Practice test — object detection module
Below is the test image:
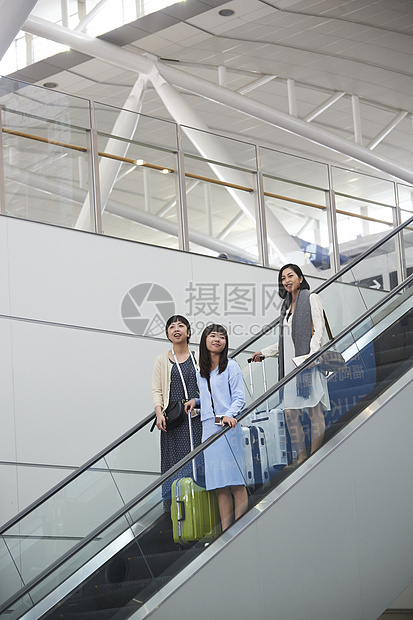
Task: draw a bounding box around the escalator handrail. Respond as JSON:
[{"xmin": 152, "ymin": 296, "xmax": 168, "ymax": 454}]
[
  {"xmin": 2, "ymin": 271, "xmax": 412, "ymax": 616},
  {"xmin": 2, "ymin": 213, "xmax": 412, "ymax": 538},
  {"xmin": 230, "ymin": 212, "xmax": 413, "ymax": 358},
  {"xmin": 2, "ymin": 213, "xmax": 412, "ymax": 536}
]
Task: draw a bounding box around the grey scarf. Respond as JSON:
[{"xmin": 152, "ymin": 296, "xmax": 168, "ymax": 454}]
[{"xmin": 278, "ymin": 288, "xmax": 312, "ymax": 398}]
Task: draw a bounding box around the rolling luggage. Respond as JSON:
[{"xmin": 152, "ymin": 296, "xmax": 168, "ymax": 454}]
[
  {"xmin": 242, "ymin": 423, "xmax": 270, "ymax": 486},
  {"xmin": 171, "ymin": 477, "xmax": 221, "ymax": 544},
  {"xmin": 247, "ymin": 357, "xmax": 289, "ymax": 473},
  {"xmin": 252, "ymin": 409, "xmax": 288, "ymax": 472},
  {"xmin": 171, "ymin": 414, "xmax": 221, "ymax": 545}
]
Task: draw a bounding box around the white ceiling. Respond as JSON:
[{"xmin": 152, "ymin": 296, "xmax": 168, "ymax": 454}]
[
  {"xmin": 8, "ymin": 0, "xmax": 413, "ymax": 172},
  {"xmin": 2, "ymin": 0, "xmax": 413, "ymax": 267}
]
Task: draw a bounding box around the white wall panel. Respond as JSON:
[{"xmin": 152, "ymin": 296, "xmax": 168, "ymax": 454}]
[
  {"xmin": 0, "ymin": 465, "xmax": 73, "ymax": 527},
  {"xmin": 6, "ymin": 218, "xmax": 192, "ymax": 333},
  {"xmin": 0, "ymin": 219, "xmax": 10, "ymax": 315},
  {"xmin": 0, "ymin": 318, "xmax": 15, "ymax": 462},
  {"xmin": 0, "ymin": 464, "xmax": 18, "ymax": 527},
  {"xmin": 10, "ymin": 319, "xmax": 161, "ymax": 466}
]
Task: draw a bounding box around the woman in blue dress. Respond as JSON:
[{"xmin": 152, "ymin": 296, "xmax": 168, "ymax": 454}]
[{"xmin": 186, "ymin": 324, "xmax": 248, "ymax": 531}]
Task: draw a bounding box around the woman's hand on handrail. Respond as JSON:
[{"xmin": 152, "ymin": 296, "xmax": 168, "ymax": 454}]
[
  {"xmin": 184, "ymin": 398, "xmax": 196, "ymax": 415},
  {"xmin": 221, "ymin": 416, "xmax": 237, "ymax": 428}
]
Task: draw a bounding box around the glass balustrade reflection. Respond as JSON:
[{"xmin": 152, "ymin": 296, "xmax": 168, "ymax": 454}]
[
  {"xmin": 0, "ymin": 423, "xmax": 160, "ymax": 594},
  {"xmin": 0, "ymin": 78, "xmax": 93, "ymax": 231},
  {"xmin": 0, "ymin": 537, "xmax": 24, "ymax": 608}
]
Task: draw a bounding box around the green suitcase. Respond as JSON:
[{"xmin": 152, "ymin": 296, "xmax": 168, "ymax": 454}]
[{"xmin": 171, "ymin": 477, "xmax": 221, "ymax": 545}]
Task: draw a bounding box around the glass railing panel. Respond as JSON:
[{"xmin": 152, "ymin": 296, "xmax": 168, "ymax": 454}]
[
  {"xmin": 0, "ymin": 78, "xmax": 92, "ymax": 130},
  {"xmin": 397, "ymin": 183, "xmax": 413, "ymax": 221},
  {"xmin": 402, "ymin": 226, "xmax": 413, "ymax": 276},
  {"xmin": 1, "ymin": 595, "xmax": 33, "ymax": 620},
  {"xmin": 335, "ymin": 196, "xmax": 394, "ymax": 257},
  {"xmin": 0, "ymin": 537, "xmax": 23, "ymax": 607},
  {"xmin": 103, "ymin": 432, "xmax": 161, "ymax": 505},
  {"xmin": 29, "ymin": 512, "xmax": 139, "ymax": 608},
  {"xmin": 0, "ymin": 424, "xmax": 161, "ymax": 591},
  {"xmin": 334, "ymin": 234, "xmax": 398, "ymax": 291},
  {"xmin": 238, "ymin": 351, "xmax": 279, "ymax": 408},
  {"xmin": 332, "ymin": 166, "xmax": 397, "ymax": 208},
  {"xmin": 0, "ymin": 79, "xmax": 94, "ymax": 231},
  {"xmin": 180, "ymin": 125, "xmax": 260, "ymax": 263},
  {"xmin": 3, "ymin": 463, "xmax": 127, "ymax": 585},
  {"xmin": 318, "ymin": 278, "xmax": 387, "ymax": 339},
  {"xmin": 180, "ymin": 126, "xmax": 257, "ymax": 171},
  {"xmin": 259, "ymin": 151, "xmax": 330, "ymax": 273},
  {"xmin": 97, "ymin": 139, "xmax": 180, "ymax": 248},
  {"xmin": 184, "ymin": 167, "xmax": 260, "ymax": 264},
  {"xmin": 93, "ymin": 104, "xmax": 179, "ymax": 247},
  {"xmin": 94, "ymin": 103, "xmax": 178, "ymax": 152},
  {"xmin": 259, "ymin": 146, "xmax": 329, "ymax": 189},
  {"xmin": 318, "ymin": 237, "xmax": 402, "ymax": 336},
  {"xmin": 19, "ymin": 458, "xmax": 215, "ymax": 618},
  {"xmin": 264, "ymin": 193, "xmax": 331, "ymax": 272}
]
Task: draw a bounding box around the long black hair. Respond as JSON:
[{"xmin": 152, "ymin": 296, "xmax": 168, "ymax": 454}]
[
  {"xmin": 278, "ymin": 263, "xmax": 310, "ymax": 300},
  {"xmin": 199, "ymin": 324, "xmax": 229, "ymax": 379},
  {"xmin": 165, "ymin": 315, "xmax": 191, "ymax": 343}
]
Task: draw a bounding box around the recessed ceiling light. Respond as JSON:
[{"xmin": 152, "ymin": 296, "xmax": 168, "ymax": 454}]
[
  {"xmin": 218, "ymin": 9, "xmax": 235, "ymax": 17},
  {"xmin": 43, "ymin": 82, "xmax": 58, "ymax": 89}
]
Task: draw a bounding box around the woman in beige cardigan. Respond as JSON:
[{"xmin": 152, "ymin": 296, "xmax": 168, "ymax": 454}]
[{"xmin": 152, "ymin": 315, "xmax": 203, "ymax": 509}]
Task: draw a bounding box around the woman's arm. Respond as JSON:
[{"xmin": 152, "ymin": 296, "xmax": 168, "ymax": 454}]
[
  {"xmin": 225, "ymin": 362, "xmax": 246, "ymax": 419},
  {"xmin": 261, "ymin": 341, "xmax": 279, "ymax": 358},
  {"xmin": 309, "ymin": 294, "xmax": 325, "ymax": 353},
  {"xmin": 152, "ymin": 356, "xmax": 168, "ymax": 431},
  {"xmin": 151, "ymin": 356, "xmax": 164, "ymax": 409}
]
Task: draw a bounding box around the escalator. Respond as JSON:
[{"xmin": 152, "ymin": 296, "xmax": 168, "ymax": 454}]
[{"xmin": 1, "ymin": 218, "xmax": 413, "ymax": 620}]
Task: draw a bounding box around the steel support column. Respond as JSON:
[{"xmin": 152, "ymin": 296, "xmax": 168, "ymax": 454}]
[
  {"xmin": 75, "ymin": 75, "xmax": 148, "ymax": 230},
  {"xmin": 0, "ymin": 0, "xmax": 38, "ymax": 60}
]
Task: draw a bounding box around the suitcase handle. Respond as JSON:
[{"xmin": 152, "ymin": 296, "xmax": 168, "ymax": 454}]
[
  {"xmin": 176, "ymin": 500, "xmax": 185, "ymax": 522},
  {"xmin": 247, "ymin": 356, "xmax": 264, "ymax": 363}
]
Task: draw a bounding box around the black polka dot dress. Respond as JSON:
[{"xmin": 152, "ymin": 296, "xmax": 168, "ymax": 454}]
[{"xmin": 161, "ymin": 356, "xmax": 204, "ymax": 510}]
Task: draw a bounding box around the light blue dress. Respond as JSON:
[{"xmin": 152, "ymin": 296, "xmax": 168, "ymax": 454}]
[{"xmin": 197, "ymin": 359, "xmax": 246, "ymax": 491}]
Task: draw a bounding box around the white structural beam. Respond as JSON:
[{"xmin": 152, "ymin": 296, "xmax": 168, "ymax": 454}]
[
  {"xmin": 75, "ymin": 0, "xmax": 112, "ymax": 32},
  {"xmin": 367, "ymin": 111, "xmax": 408, "ymax": 150},
  {"xmin": 156, "ymin": 180, "xmax": 199, "ymax": 218},
  {"xmin": 303, "ymin": 92, "xmax": 346, "ymax": 123},
  {"xmin": 287, "ymin": 78, "xmax": 297, "ymax": 117},
  {"xmin": 61, "ymin": 0, "xmax": 69, "ymax": 27},
  {"xmin": 238, "ymin": 75, "xmax": 276, "ymax": 96},
  {"xmin": 75, "ymin": 74, "xmax": 149, "ymax": 230},
  {"xmin": 217, "ymin": 212, "xmax": 245, "ymax": 240},
  {"xmin": 0, "ymin": 0, "xmax": 38, "ymax": 60},
  {"xmin": 21, "ymin": 16, "xmax": 413, "ymax": 186},
  {"xmin": 352, "ymin": 95, "xmax": 363, "ymax": 145},
  {"xmin": 218, "ymin": 65, "xmax": 227, "ymax": 88},
  {"xmin": 149, "ymin": 70, "xmax": 306, "ymax": 265}
]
